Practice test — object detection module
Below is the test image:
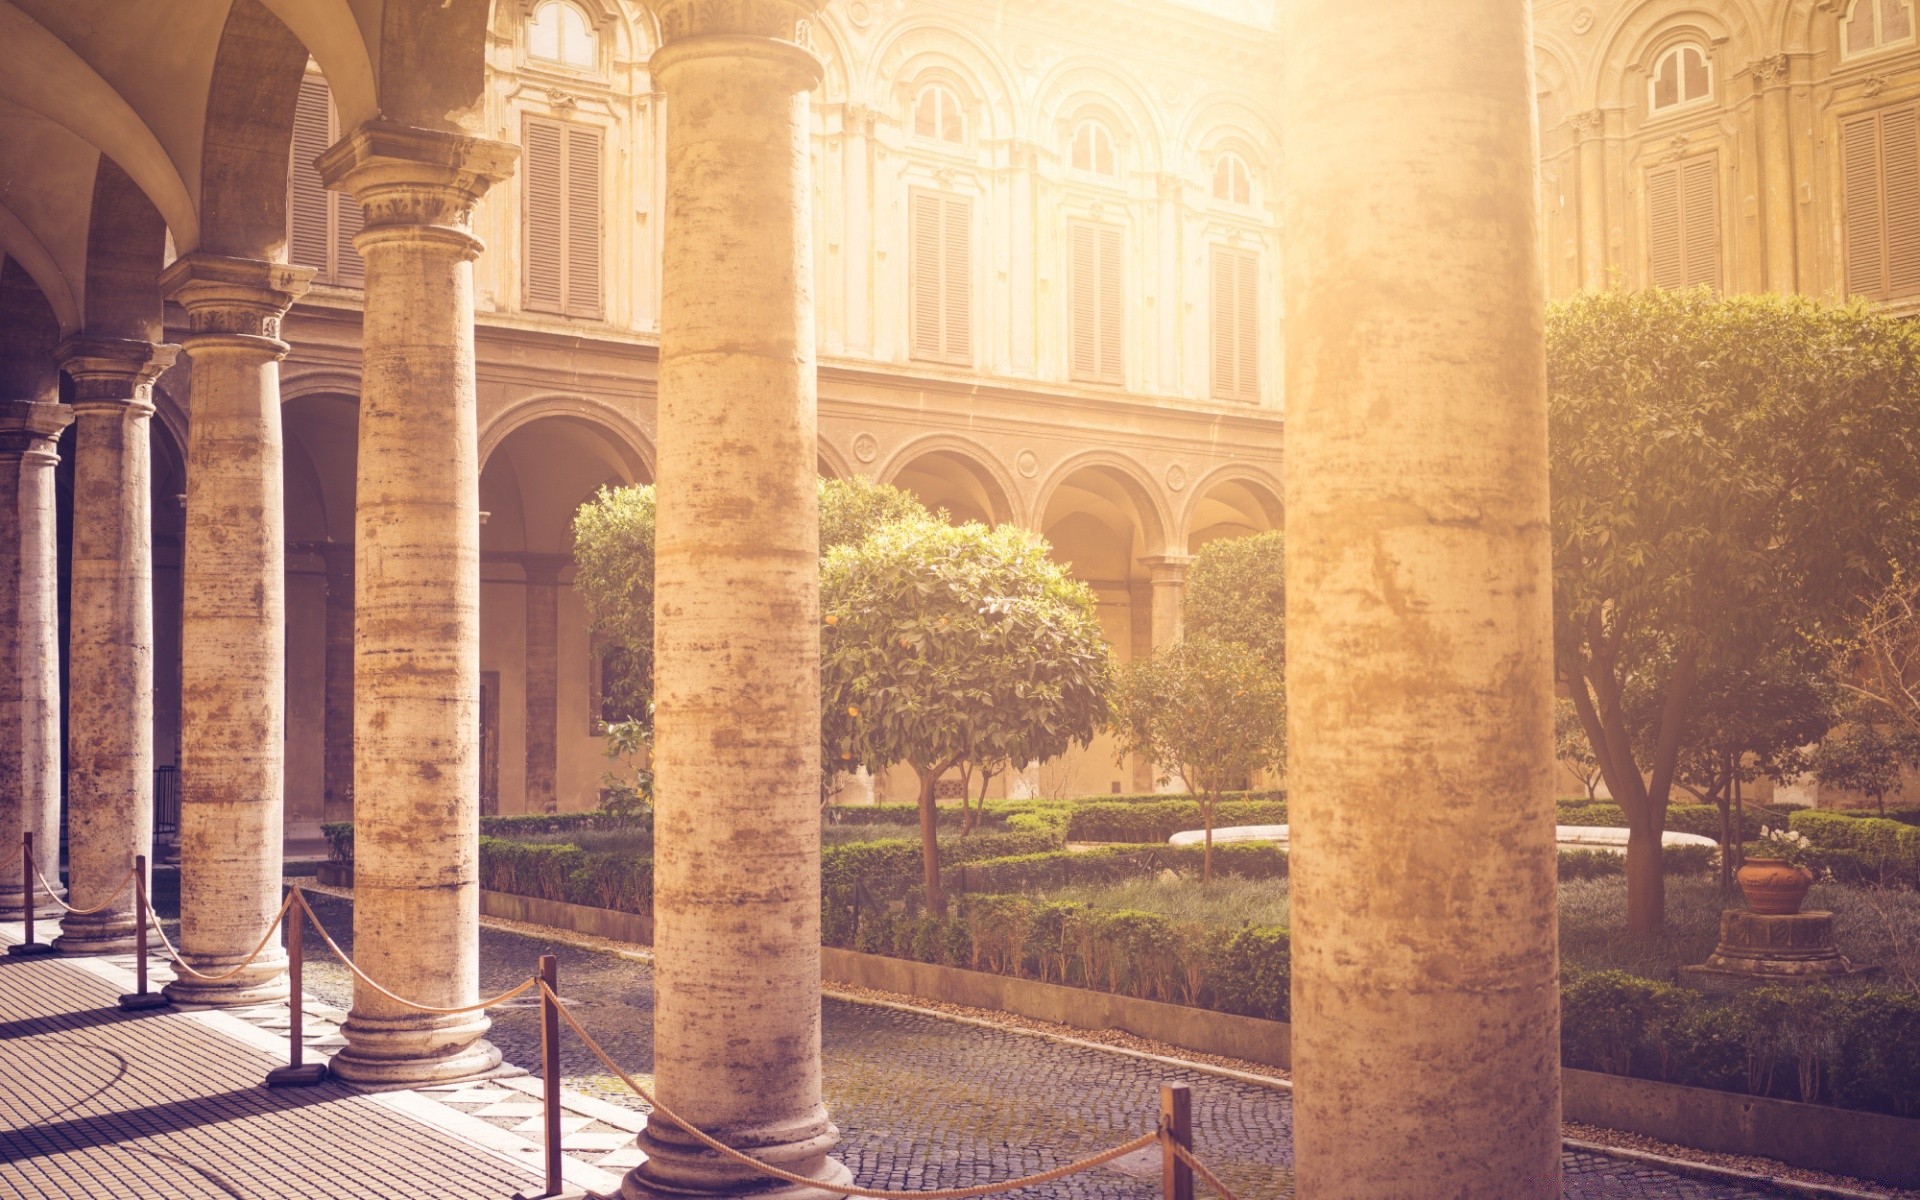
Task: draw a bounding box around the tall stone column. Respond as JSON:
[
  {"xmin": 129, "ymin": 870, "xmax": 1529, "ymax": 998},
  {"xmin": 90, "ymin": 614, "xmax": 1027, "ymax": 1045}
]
[
  {"xmin": 0, "ymin": 400, "xmax": 71, "ymax": 916},
  {"xmin": 523, "ymin": 555, "xmax": 563, "ymax": 814},
  {"xmin": 158, "ymin": 255, "xmax": 312, "ymax": 1004},
  {"xmin": 1755, "ymin": 55, "xmax": 1798, "ymax": 293},
  {"xmin": 317, "ymin": 123, "xmax": 517, "ymax": 1086},
  {"xmin": 322, "ymin": 541, "xmax": 355, "ymax": 825},
  {"xmin": 625, "ymin": 5, "xmax": 850, "ymax": 1197},
  {"xmin": 1574, "ymin": 109, "xmax": 1608, "ymax": 291},
  {"xmin": 53, "ymin": 337, "xmax": 177, "ymax": 953},
  {"xmin": 1282, "ymin": 0, "xmax": 1562, "ymax": 1195},
  {"xmin": 1141, "ymin": 554, "xmax": 1190, "ymax": 650}
]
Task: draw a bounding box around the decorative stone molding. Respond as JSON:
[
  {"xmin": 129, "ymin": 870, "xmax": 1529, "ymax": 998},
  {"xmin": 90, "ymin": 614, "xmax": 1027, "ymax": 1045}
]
[
  {"xmin": 1750, "ymin": 53, "xmax": 1792, "ymax": 87},
  {"xmin": 316, "ymin": 121, "xmax": 519, "ymax": 243},
  {"xmin": 1569, "ymin": 108, "xmax": 1606, "ymax": 139},
  {"xmin": 652, "ymin": 0, "xmax": 825, "ymax": 43},
  {"xmin": 1165, "ymin": 463, "xmax": 1188, "ymax": 491},
  {"xmin": 0, "ymin": 399, "xmax": 72, "ymax": 457},
  {"xmin": 1140, "ymin": 553, "xmax": 1193, "ymax": 585},
  {"xmin": 1015, "ymin": 449, "xmax": 1039, "ymax": 479},
  {"xmin": 54, "ymin": 337, "xmax": 179, "ymax": 414},
  {"xmin": 851, "ymin": 431, "xmax": 879, "ymax": 463},
  {"xmin": 158, "ymin": 254, "xmax": 314, "ymax": 349}
]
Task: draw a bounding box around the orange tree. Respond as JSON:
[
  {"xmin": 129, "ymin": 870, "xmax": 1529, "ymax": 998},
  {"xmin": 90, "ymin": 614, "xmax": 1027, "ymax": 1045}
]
[
  {"xmin": 820, "ymin": 517, "xmax": 1112, "ymax": 914},
  {"xmin": 1549, "ymin": 290, "xmax": 1920, "ymax": 931}
]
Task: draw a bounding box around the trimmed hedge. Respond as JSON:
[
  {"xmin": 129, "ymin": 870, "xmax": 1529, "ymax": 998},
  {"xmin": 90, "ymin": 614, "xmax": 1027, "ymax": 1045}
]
[
  {"xmin": 1790, "ymin": 809, "xmax": 1920, "ymax": 887},
  {"xmin": 477, "ymin": 836, "xmax": 652, "ymax": 915},
  {"xmin": 1554, "ymin": 801, "xmax": 1785, "ymax": 841},
  {"xmin": 322, "ymin": 810, "xmax": 649, "ymax": 865},
  {"xmin": 1062, "ymin": 799, "xmax": 1288, "ymax": 844}
]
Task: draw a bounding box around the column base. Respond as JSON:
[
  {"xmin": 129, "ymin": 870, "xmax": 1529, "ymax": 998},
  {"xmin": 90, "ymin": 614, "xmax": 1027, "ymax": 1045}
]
[
  {"xmin": 328, "ymin": 1008, "xmax": 504, "ymax": 1089},
  {"xmin": 53, "ymin": 912, "xmax": 141, "ymax": 955},
  {"xmin": 0, "ymin": 884, "xmax": 65, "ymax": 919},
  {"xmin": 621, "ymin": 1111, "xmax": 851, "ymax": 1200},
  {"xmin": 161, "ymin": 948, "xmax": 290, "ymax": 1006}
]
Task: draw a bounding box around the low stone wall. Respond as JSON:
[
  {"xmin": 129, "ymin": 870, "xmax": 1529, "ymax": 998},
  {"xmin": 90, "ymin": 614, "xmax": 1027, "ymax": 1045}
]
[{"xmin": 479, "ymin": 889, "xmax": 653, "ymax": 945}]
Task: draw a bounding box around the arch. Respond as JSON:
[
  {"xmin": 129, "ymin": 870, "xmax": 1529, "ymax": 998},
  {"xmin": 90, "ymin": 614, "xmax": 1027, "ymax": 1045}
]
[
  {"xmin": 1033, "ymin": 450, "xmax": 1171, "ymax": 561},
  {"xmin": 1839, "ymin": 0, "xmax": 1917, "ymax": 56},
  {"xmin": 1179, "ymin": 95, "xmax": 1282, "ymax": 172},
  {"xmin": 0, "ymin": 4, "xmax": 200, "ymax": 252},
  {"xmin": 256, "ymin": 0, "xmax": 379, "ymax": 130},
  {"xmin": 1590, "ymin": 1, "xmax": 1761, "ymax": 112},
  {"xmin": 1180, "ymin": 464, "xmax": 1284, "ymax": 552},
  {"xmin": 283, "ymin": 390, "xmax": 360, "ymax": 543},
  {"xmin": 377, "ymin": 0, "xmax": 496, "ymax": 134},
  {"xmin": 83, "ymin": 158, "xmax": 168, "ymax": 342},
  {"xmin": 281, "ymin": 367, "xmax": 365, "ymax": 405},
  {"xmin": 480, "ymin": 394, "xmax": 654, "ymax": 483},
  {"xmin": 0, "ymin": 201, "xmax": 81, "ymax": 336},
  {"xmin": 198, "ymin": 0, "xmax": 312, "ymax": 261},
  {"xmin": 867, "ymin": 18, "xmax": 1019, "ymax": 146},
  {"xmin": 480, "ymin": 408, "xmax": 651, "ymax": 555},
  {"xmin": 874, "ymin": 433, "xmax": 1021, "ymax": 527},
  {"xmin": 1033, "ymin": 59, "xmax": 1169, "ymax": 174},
  {"xmin": 526, "ymin": 0, "xmax": 600, "ymax": 69},
  {"xmin": 816, "ymin": 437, "xmax": 854, "ymax": 481}
]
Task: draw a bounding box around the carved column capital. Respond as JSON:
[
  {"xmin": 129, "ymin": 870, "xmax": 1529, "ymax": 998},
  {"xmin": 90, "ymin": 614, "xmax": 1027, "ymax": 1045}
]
[
  {"xmin": 316, "ymin": 121, "xmax": 519, "ymax": 258},
  {"xmin": 1140, "ymin": 553, "xmax": 1194, "ymax": 586},
  {"xmin": 0, "ymin": 399, "xmax": 72, "ymax": 458},
  {"xmin": 1749, "ymin": 53, "xmax": 1794, "ymax": 88},
  {"xmin": 159, "ymin": 254, "xmax": 314, "ymax": 357},
  {"xmin": 652, "ymin": 0, "xmax": 825, "ymax": 42},
  {"xmin": 54, "ymin": 336, "xmax": 178, "ymax": 416},
  {"xmin": 1569, "ymin": 108, "xmax": 1607, "ymax": 139}
]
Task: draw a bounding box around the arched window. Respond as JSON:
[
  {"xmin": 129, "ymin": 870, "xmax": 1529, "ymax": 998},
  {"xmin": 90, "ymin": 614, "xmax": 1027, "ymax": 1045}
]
[
  {"xmin": 913, "ymin": 84, "xmax": 966, "ymax": 144},
  {"xmin": 528, "ymin": 1, "xmax": 597, "ymax": 70},
  {"xmin": 1649, "ymin": 44, "xmax": 1712, "ymax": 113},
  {"xmin": 1212, "ymin": 152, "xmax": 1252, "ymax": 204},
  {"xmin": 1846, "ymin": 0, "xmax": 1916, "ymax": 55},
  {"xmin": 1070, "ymin": 119, "xmax": 1118, "ymax": 177}
]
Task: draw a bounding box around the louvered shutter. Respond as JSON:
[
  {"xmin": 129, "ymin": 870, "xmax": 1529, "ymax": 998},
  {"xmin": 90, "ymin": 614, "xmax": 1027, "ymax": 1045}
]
[
  {"xmin": 1883, "ymin": 106, "xmax": 1920, "ymax": 299},
  {"xmin": 564, "ymin": 125, "xmax": 603, "ymax": 318},
  {"xmin": 289, "ymin": 76, "xmax": 334, "ymax": 275},
  {"xmin": 334, "ymin": 181, "xmax": 365, "ymax": 287},
  {"xmin": 1098, "ymin": 225, "xmax": 1124, "ymax": 384},
  {"xmin": 941, "ymin": 194, "xmax": 972, "ymax": 363},
  {"xmin": 1069, "ymin": 222, "xmax": 1099, "ymax": 381},
  {"xmin": 1233, "ymin": 249, "xmax": 1258, "ymax": 400},
  {"xmin": 1680, "ymin": 156, "xmax": 1720, "ymax": 290},
  {"xmin": 524, "ymin": 118, "xmax": 566, "ymax": 314},
  {"xmin": 910, "ymin": 190, "xmax": 972, "ymax": 366},
  {"xmin": 1647, "ymin": 165, "xmax": 1685, "ymax": 289},
  {"xmin": 911, "ymin": 191, "xmax": 944, "ymax": 361},
  {"xmin": 1845, "ymin": 113, "xmax": 1889, "ymax": 299},
  {"xmin": 1210, "ymin": 247, "xmax": 1235, "ymax": 399}
]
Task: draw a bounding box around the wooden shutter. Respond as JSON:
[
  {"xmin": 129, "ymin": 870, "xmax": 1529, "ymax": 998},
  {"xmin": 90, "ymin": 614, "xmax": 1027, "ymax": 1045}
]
[
  {"xmin": 1646, "ymin": 155, "xmax": 1719, "ymax": 291},
  {"xmin": 1210, "ymin": 245, "xmax": 1259, "ymax": 401},
  {"xmin": 333, "ymin": 178, "xmax": 365, "ymax": 287},
  {"xmin": 1844, "ymin": 104, "xmax": 1920, "ymax": 301},
  {"xmin": 289, "ymin": 77, "xmax": 333, "ymax": 274},
  {"xmin": 910, "ymin": 190, "xmax": 972, "ymax": 366},
  {"xmin": 524, "ymin": 117, "xmax": 566, "ymax": 314},
  {"xmin": 1070, "ymin": 222, "xmax": 1125, "ymax": 385},
  {"xmin": 564, "ymin": 124, "xmax": 603, "ymax": 319},
  {"xmin": 1647, "ymin": 165, "xmax": 1684, "ymax": 288}
]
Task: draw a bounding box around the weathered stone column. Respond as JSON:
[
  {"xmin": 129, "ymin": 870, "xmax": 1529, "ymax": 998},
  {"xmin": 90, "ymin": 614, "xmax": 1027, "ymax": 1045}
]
[
  {"xmin": 523, "ymin": 555, "xmax": 564, "ymax": 814},
  {"xmin": 624, "ymin": 5, "xmax": 850, "ymax": 1197},
  {"xmin": 317, "ymin": 123, "xmax": 517, "ymax": 1086},
  {"xmin": 1141, "ymin": 554, "xmax": 1190, "ymax": 650},
  {"xmin": 1574, "ymin": 110, "xmax": 1608, "ymax": 291},
  {"xmin": 1282, "ymin": 0, "xmax": 1562, "ymax": 1195},
  {"xmin": 54, "ymin": 337, "xmax": 177, "ymax": 953},
  {"xmin": 1755, "ymin": 55, "xmax": 1799, "ymax": 293},
  {"xmin": 321, "ymin": 542, "xmax": 355, "ymax": 825},
  {"xmin": 158, "ymin": 255, "xmax": 311, "ymax": 1004},
  {"xmin": 0, "ymin": 400, "xmax": 71, "ymax": 916}
]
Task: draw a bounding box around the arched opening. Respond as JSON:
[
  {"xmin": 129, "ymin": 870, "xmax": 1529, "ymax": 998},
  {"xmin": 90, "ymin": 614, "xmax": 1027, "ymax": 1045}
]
[
  {"xmin": 478, "ymin": 413, "xmax": 649, "ymax": 816},
  {"xmin": 886, "ymin": 447, "xmax": 1013, "ymax": 526},
  {"xmin": 1186, "ymin": 475, "xmax": 1282, "ymax": 553}
]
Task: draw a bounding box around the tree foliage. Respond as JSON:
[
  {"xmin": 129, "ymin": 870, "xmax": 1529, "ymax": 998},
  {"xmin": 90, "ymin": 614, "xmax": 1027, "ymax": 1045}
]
[
  {"xmin": 1108, "ymin": 636, "xmax": 1287, "ymax": 881},
  {"xmin": 821, "ymin": 517, "xmax": 1113, "ymax": 912},
  {"xmin": 1183, "ymin": 530, "xmax": 1286, "ymax": 672},
  {"xmin": 1554, "ymin": 696, "xmax": 1604, "ymax": 801},
  {"xmin": 1549, "ymin": 289, "xmax": 1920, "ymax": 930}
]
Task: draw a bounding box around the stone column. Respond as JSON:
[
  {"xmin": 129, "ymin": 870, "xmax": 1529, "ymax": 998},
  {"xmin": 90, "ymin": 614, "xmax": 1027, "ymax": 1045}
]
[
  {"xmin": 1574, "ymin": 110, "xmax": 1608, "ymax": 291},
  {"xmin": 523, "ymin": 555, "xmax": 563, "ymax": 814},
  {"xmin": 53, "ymin": 337, "xmax": 177, "ymax": 953},
  {"xmin": 1141, "ymin": 554, "xmax": 1190, "ymax": 650},
  {"xmin": 0, "ymin": 400, "xmax": 71, "ymax": 916},
  {"xmin": 322, "ymin": 541, "xmax": 355, "ymax": 824},
  {"xmin": 1282, "ymin": 0, "xmax": 1562, "ymax": 1195},
  {"xmin": 1755, "ymin": 56, "xmax": 1798, "ymax": 293},
  {"xmin": 625, "ymin": 5, "xmax": 851, "ymax": 1197},
  {"xmin": 317, "ymin": 123, "xmax": 517, "ymax": 1086},
  {"xmin": 158, "ymin": 255, "xmax": 312, "ymax": 1004}
]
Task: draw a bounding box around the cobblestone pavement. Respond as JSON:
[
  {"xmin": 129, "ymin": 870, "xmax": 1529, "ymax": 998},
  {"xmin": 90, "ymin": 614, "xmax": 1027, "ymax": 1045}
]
[{"xmin": 140, "ymin": 884, "xmax": 1799, "ymax": 1200}]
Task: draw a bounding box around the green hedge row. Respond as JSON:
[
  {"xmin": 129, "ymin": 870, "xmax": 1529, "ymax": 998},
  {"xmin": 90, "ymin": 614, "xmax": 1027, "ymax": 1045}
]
[
  {"xmin": 1060, "ymin": 799, "xmax": 1288, "ymax": 844},
  {"xmin": 1790, "ymin": 810, "xmax": 1920, "ymax": 887},
  {"xmin": 1553, "ymin": 802, "xmax": 1785, "ymax": 841},
  {"xmin": 1563, "ymin": 970, "xmax": 1920, "ymax": 1117},
  {"xmin": 477, "ymin": 836, "xmax": 652, "ymax": 914},
  {"xmin": 322, "ymin": 811, "xmax": 650, "ymax": 864}
]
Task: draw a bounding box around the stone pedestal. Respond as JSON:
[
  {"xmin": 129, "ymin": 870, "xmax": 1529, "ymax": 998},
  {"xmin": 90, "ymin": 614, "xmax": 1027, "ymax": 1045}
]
[
  {"xmin": 159, "ymin": 254, "xmax": 312, "ymax": 1006},
  {"xmin": 317, "ymin": 122, "xmax": 518, "ymax": 1087},
  {"xmin": 54, "ymin": 337, "xmax": 177, "ymax": 954},
  {"xmin": 1680, "ymin": 910, "xmax": 1877, "ymax": 993},
  {"xmin": 0, "ymin": 400, "xmax": 72, "ymax": 917}
]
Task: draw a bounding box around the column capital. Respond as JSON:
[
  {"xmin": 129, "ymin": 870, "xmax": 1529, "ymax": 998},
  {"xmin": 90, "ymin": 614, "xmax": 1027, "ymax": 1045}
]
[
  {"xmin": 1140, "ymin": 553, "xmax": 1193, "ymax": 585},
  {"xmin": 54, "ymin": 337, "xmax": 179, "ymax": 413},
  {"xmin": 317, "ymin": 121, "xmax": 519, "ymax": 251},
  {"xmin": 1569, "ymin": 108, "xmax": 1609, "ymax": 140},
  {"xmin": 653, "ymin": 0, "xmax": 824, "ymax": 42},
  {"xmin": 521, "ymin": 553, "xmax": 570, "ymax": 585},
  {"xmin": 1748, "ymin": 53, "xmax": 1797, "ymax": 90},
  {"xmin": 159, "ymin": 254, "xmax": 314, "ymax": 352},
  {"xmin": 0, "ymin": 399, "xmax": 72, "ymax": 459}
]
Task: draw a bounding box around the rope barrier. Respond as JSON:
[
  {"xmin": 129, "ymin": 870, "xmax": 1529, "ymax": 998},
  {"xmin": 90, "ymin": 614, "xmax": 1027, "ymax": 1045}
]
[
  {"xmin": 142, "ymin": 891, "xmax": 296, "ymax": 985},
  {"xmin": 30, "ymin": 858, "xmax": 137, "ymax": 917},
  {"xmin": 541, "ymin": 979, "xmax": 1162, "ymax": 1200},
  {"xmin": 293, "ymin": 891, "xmax": 540, "ymax": 1016},
  {"xmin": 1169, "ymin": 1141, "xmax": 1240, "ymax": 1200}
]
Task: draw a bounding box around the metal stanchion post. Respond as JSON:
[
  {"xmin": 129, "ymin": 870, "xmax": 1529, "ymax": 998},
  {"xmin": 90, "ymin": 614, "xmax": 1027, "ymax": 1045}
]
[
  {"xmin": 9, "ymin": 832, "xmax": 56, "ymax": 956},
  {"xmin": 514, "ymin": 954, "xmax": 565, "ymax": 1200},
  {"xmin": 1161, "ymin": 1082, "xmax": 1193, "ymax": 1200},
  {"xmin": 119, "ymin": 855, "xmax": 168, "ymax": 1010},
  {"xmin": 267, "ymin": 891, "xmax": 327, "ymax": 1087}
]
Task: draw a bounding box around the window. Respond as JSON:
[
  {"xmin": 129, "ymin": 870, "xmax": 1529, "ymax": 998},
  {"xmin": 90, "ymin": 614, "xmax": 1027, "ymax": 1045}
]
[
  {"xmin": 523, "ymin": 116, "xmax": 604, "ymax": 319},
  {"xmin": 910, "ymin": 189, "xmax": 973, "ymax": 366},
  {"xmin": 1843, "ymin": 104, "xmax": 1920, "ymax": 301},
  {"xmin": 1646, "ymin": 154, "xmax": 1721, "ymax": 290},
  {"xmin": 1069, "ymin": 222, "xmax": 1124, "ymax": 385},
  {"xmin": 528, "ymin": 1, "xmax": 597, "ymax": 69},
  {"xmin": 1846, "ymin": 0, "xmax": 1916, "ymax": 56},
  {"xmin": 287, "ymin": 73, "xmax": 365, "ymax": 287},
  {"xmin": 1209, "ymin": 245, "xmax": 1259, "ymax": 402},
  {"xmin": 1070, "ymin": 120, "xmax": 1118, "ymax": 177},
  {"xmin": 1212, "ymin": 153, "xmax": 1252, "ymax": 204},
  {"xmin": 913, "ymin": 84, "xmax": 966, "ymax": 144},
  {"xmin": 1649, "ymin": 44, "xmax": 1712, "ymax": 113}
]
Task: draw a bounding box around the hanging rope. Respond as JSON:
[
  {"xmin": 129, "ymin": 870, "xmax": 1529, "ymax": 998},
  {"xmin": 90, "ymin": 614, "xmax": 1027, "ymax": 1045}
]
[
  {"xmin": 141, "ymin": 891, "xmax": 296, "ymax": 984},
  {"xmin": 30, "ymin": 859, "xmax": 137, "ymax": 917},
  {"xmin": 1169, "ymin": 1139, "xmax": 1241, "ymax": 1200},
  {"xmin": 293, "ymin": 891, "xmax": 539, "ymax": 1015}
]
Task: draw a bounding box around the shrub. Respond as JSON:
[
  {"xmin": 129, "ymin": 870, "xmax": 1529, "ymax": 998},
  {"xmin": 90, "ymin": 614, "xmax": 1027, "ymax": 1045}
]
[
  {"xmin": 1555, "ymin": 801, "xmax": 1779, "ymax": 841},
  {"xmin": 1791, "ymin": 809, "xmax": 1920, "ymax": 887},
  {"xmin": 1064, "ymin": 799, "xmax": 1288, "ymax": 844},
  {"xmin": 321, "ymin": 810, "xmax": 650, "ymax": 867}
]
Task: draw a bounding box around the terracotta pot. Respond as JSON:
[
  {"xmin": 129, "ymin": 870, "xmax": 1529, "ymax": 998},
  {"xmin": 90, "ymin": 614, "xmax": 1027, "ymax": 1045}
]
[{"xmin": 1737, "ymin": 857, "xmax": 1814, "ymax": 915}]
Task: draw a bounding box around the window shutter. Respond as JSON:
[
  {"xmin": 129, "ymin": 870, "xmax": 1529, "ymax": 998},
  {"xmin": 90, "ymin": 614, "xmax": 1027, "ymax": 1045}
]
[
  {"xmin": 1845, "ymin": 111, "xmax": 1891, "ymax": 299},
  {"xmin": 289, "ymin": 76, "xmax": 334, "ymax": 276},
  {"xmin": 1098, "ymin": 224, "xmax": 1125, "ymax": 384},
  {"xmin": 941, "ymin": 194, "xmax": 972, "ymax": 363},
  {"xmin": 1680, "ymin": 155, "xmax": 1720, "ymax": 290},
  {"xmin": 909, "ymin": 191, "xmax": 973, "ymax": 366},
  {"xmin": 564, "ymin": 124, "xmax": 603, "ymax": 318},
  {"xmin": 334, "ymin": 188, "xmax": 366, "ymax": 288},
  {"xmin": 1069, "ymin": 222, "xmax": 1099, "ymax": 381},
  {"xmin": 1210, "ymin": 248, "xmax": 1235, "ymax": 399},
  {"xmin": 910, "ymin": 190, "xmax": 945, "ymax": 361},
  {"xmin": 1647, "ymin": 165, "xmax": 1684, "ymax": 289},
  {"xmin": 1883, "ymin": 106, "xmax": 1920, "ymax": 299},
  {"xmin": 1234, "ymin": 249, "xmax": 1258, "ymax": 400},
  {"xmin": 524, "ymin": 117, "xmax": 566, "ymax": 314}
]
